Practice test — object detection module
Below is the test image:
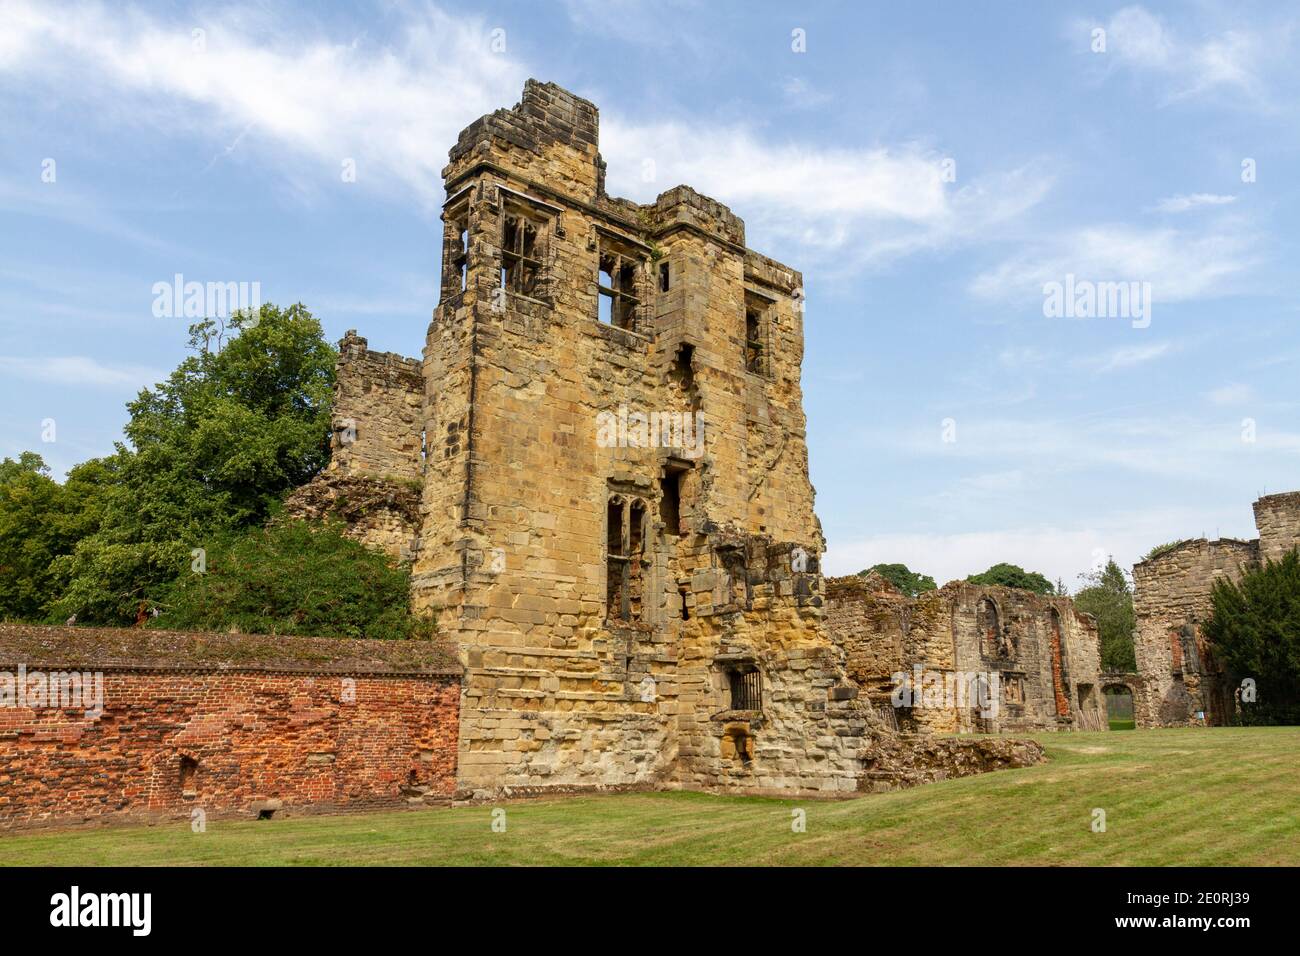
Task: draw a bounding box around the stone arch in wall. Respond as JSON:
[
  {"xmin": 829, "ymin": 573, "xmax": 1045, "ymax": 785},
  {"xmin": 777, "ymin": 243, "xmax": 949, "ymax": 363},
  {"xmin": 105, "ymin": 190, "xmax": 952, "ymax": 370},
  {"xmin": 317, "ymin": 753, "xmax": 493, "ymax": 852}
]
[
  {"xmin": 1102, "ymin": 682, "xmax": 1136, "ymax": 729},
  {"xmin": 977, "ymin": 596, "xmax": 1004, "ymax": 657}
]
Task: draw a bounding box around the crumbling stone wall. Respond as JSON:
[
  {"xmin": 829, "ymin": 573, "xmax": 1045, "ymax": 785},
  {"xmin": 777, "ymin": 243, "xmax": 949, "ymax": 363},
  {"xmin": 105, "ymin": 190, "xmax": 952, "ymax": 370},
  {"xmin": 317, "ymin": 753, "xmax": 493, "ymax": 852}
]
[
  {"xmin": 1131, "ymin": 491, "xmax": 1300, "ymax": 727},
  {"xmin": 283, "ymin": 331, "xmax": 426, "ymax": 560},
  {"xmin": 1254, "ymin": 491, "xmax": 1300, "ymax": 563},
  {"xmin": 329, "ymin": 330, "xmax": 424, "ymax": 481},
  {"xmin": 0, "ymin": 626, "xmax": 460, "ymax": 830},
  {"xmin": 283, "ymin": 473, "xmax": 421, "ymax": 560},
  {"xmin": 826, "ymin": 574, "xmax": 1107, "ymax": 734},
  {"xmin": 1132, "ymin": 538, "xmax": 1257, "ymax": 727}
]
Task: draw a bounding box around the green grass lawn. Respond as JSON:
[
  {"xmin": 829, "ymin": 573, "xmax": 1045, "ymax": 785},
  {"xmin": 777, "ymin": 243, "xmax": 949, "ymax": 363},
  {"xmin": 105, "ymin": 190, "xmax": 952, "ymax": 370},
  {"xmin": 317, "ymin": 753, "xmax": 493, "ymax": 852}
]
[
  {"xmin": 3, "ymin": 728, "xmax": 1297, "ymax": 866},
  {"xmin": 1108, "ymin": 718, "xmax": 1136, "ymax": 731}
]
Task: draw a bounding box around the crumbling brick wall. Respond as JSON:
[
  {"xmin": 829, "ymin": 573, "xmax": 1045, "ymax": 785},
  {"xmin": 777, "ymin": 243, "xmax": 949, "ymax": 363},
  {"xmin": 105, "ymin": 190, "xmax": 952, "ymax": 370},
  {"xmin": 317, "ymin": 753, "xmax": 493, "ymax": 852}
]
[{"xmin": 0, "ymin": 626, "xmax": 460, "ymax": 830}]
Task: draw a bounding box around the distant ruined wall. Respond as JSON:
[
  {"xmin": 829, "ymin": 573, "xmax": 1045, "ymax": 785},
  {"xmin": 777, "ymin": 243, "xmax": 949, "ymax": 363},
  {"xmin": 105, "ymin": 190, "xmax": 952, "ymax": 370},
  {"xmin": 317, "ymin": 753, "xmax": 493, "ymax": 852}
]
[
  {"xmin": 826, "ymin": 574, "xmax": 1107, "ymax": 734},
  {"xmin": 1253, "ymin": 492, "xmax": 1300, "ymax": 563},
  {"xmin": 1132, "ymin": 538, "xmax": 1257, "ymax": 727},
  {"xmin": 1131, "ymin": 490, "xmax": 1300, "ymax": 727}
]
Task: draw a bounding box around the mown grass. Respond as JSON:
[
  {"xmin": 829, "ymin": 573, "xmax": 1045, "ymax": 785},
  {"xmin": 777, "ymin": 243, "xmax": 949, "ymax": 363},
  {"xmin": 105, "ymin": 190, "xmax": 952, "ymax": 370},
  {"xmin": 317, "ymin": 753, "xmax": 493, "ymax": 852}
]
[{"xmin": 2, "ymin": 728, "xmax": 1297, "ymax": 866}]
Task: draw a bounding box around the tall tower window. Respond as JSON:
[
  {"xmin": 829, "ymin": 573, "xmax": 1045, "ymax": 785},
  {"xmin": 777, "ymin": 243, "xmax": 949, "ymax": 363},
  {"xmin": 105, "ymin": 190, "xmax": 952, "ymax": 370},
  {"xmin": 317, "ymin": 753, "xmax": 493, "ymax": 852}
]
[
  {"xmin": 598, "ymin": 240, "xmax": 643, "ymax": 330},
  {"xmin": 502, "ymin": 210, "xmax": 544, "ymax": 296},
  {"xmin": 743, "ymin": 291, "xmax": 772, "ymax": 375}
]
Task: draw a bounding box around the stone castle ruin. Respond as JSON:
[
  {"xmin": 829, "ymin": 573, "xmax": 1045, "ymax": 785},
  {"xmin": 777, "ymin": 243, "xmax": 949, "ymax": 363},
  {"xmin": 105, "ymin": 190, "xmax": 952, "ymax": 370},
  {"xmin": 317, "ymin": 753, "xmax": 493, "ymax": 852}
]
[
  {"xmin": 826, "ymin": 575, "xmax": 1107, "ymax": 734},
  {"xmin": 14, "ymin": 81, "xmax": 1293, "ymax": 830},
  {"xmin": 1121, "ymin": 491, "xmax": 1300, "ymax": 727},
  {"xmin": 287, "ymin": 80, "xmax": 1077, "ymax": 799}
]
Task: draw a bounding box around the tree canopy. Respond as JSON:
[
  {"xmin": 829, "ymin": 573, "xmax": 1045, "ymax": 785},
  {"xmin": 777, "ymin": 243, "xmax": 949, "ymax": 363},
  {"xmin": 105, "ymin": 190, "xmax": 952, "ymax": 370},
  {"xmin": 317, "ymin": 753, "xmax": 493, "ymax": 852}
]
[
  {"xmin": 1203, "ymin": 551, "xmax": 1300, "ymax": 725},
  {"xmin": 151, "ymin": 518, "xmax": 433, "ymax": 640},
  {"xmin": 48, "ymin": 305, "xmax": 336, "ymax": 624},
  {"xmin": 857, "ymin": 562, "xmax": 937, "ymax": 598},
  {"xmin": 965, "ymin": 562, "xmax": 1055, "ymax": 595},
  {"xmin": 1073, "ymin": 559, "xmax": 1137, "ymax": 671}
]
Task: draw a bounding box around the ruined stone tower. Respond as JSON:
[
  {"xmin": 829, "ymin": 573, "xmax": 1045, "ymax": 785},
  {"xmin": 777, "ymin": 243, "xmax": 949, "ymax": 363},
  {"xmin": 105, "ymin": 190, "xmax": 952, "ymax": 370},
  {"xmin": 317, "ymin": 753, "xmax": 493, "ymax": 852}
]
[
  {"xmin": 298, "ymin": 81, "xmax": 1044, "ymax": 797},
  {"xmin": 409, "ymin": 80, "xmax": 867, "ymax": 796},
  {"xmin": 1130, "ymin": 491, "xmax": 1300, "ymax": 727}
]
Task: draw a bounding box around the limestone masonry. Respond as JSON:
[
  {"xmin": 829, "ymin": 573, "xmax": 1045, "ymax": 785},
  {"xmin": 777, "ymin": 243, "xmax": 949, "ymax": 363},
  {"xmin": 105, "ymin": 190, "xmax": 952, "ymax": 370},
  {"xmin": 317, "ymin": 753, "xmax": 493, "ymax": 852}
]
[
  {"xmin": 292, "ymin": 80, "xmax": 1064, "ymax": 799},
  {"xmin": 1127, "ymin": 491, "xmax": 1300, "ymax": 727},
  {"xmin": 826, "ymin": 574, "xmax": 1107, "ymax": 734}
]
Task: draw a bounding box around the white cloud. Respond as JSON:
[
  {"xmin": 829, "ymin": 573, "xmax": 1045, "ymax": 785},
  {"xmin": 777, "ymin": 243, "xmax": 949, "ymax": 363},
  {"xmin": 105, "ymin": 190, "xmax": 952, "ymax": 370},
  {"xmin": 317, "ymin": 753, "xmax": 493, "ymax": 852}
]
[
  {"xmin": 0, "ymin": 356, "xmax": 165, "ymax": 390},
  {"xmin": 604, "ymin": 118, "xmax": 1052, "ymax": 271},
  {"xmin": 1082, "ymin": 342, "xmax": 1174, "ymax": 373},
  {"xmin": 780, "ymin": 76, "xmax": 833, "ymax": 109},
  {"xmin": 0, "ymin": 0, "xmax": 525, "ymax": 208},
  {"xmin": 970, "ymin": 221, "xmax": 1255, "ymax": 305},
  {"xmin": 1206, "ymin": 383, "xmax": 1252, "ymax": 405},
  {"xmin": 822, "ymin": 506, "xmax": 1235, "ymax": 587},
  {"xmin": 855, "ymin": 409, "xmax": 1300, "ymax": 485},
  {"xmin": 0, "ymin": 0, "xmax": 1047, "ymax": 274},
  {"xmin": 997, "ymin": 346, "xmax": 1053, "ymax": 369},
  {"xmin": 1153, "ymin": 193, "xmax": 1236, "ymax": 213},
  {"xmin": 1097, "ymin": 6, "xmax": 1270, "ymax": 104}
]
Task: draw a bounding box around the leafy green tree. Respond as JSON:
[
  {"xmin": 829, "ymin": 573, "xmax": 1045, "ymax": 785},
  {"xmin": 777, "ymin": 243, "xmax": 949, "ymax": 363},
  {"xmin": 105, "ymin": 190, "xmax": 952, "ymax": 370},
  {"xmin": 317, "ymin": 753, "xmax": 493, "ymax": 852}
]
[
  {"xmin": 151, "ymin": 518, "xmax": 432, "ymax": 640},
  {"xmin": 0, "ymin": 454, "xmax": 78, "ymax": 620},
  {"xmin": 49, "ymin": 304, "xmax": 336, "ymax": 623},
  {"xmin": 966, "ymin": 562, "xmax": 1054, "ymax": 595},
  {"xmin": 858, "ymin": 562, "xmax": 937, "ymax": 597},
  {"xmin": 1203, "ymin": 551, "xmax": 1300, "ymax": 725},
  {"xmin": 1074, "ymin": 559, "xmax": 1137, "ymax": 671}
]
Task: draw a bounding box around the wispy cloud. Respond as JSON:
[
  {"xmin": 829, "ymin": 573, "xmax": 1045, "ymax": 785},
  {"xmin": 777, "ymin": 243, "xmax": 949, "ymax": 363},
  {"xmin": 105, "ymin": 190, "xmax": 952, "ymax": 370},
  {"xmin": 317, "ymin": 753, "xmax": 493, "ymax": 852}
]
[
  {"xmin": 823, "ymin": 506, "xmax": 1235, "ymax": 586},
  {"xmin": 970, "ymin": 219, "xmax": 1256, "ymax": 305},
  {"xmin": 1088, "ymin": 5, "xmax": 1282, "ymax": 105},
  {"xmin": 0, "ymin": 356, "xmax": 165, "ymax": 390},
  {"xmin": 0, "ymin": 0, "xmax": 1047, "ymax": 276},
  {"xmin": 0, "ymin": 0, "xmax": 525, "ymax": 208},
  {"xmin": 1153, "ymin": 193, "xmax": 1236, "ymax": 213},
  {"xmin": 604, "ymin": 117, "xmax": 1052, "ymax": 271},
  {"xmin": 1206, "ymin": 383, "xmax": 1253, "ymax": 405},
  {"xmin": 1081, "ymin": 342, "xmax": 1174, "ymax": 373}
]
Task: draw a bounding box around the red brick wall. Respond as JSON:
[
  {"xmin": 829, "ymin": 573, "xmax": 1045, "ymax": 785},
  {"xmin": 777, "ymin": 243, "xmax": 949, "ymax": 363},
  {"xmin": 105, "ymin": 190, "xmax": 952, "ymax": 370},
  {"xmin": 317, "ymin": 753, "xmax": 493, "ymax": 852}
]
[{"xmin": 0, "ymin": 670, "xmax": 460, "ymax": 830}]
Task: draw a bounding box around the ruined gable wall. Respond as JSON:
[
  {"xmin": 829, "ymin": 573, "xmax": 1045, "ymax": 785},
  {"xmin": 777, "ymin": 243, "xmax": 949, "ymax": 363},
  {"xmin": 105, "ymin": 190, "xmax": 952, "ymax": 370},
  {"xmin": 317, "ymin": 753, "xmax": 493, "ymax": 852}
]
[
  {"xmin": 329, "ymin": 330, "xmax": 424, "ymax": 482},
  {"xmin": 948, "ymin": 584, "xmax": 1105, "ymax": 732},
  {"xmin": 1132, "ymin": 538, "xmax": 1257, "ymax": 726},
  {"xmin": 283, "ymin": 331, "xmax": 425, "ymax": 560}
]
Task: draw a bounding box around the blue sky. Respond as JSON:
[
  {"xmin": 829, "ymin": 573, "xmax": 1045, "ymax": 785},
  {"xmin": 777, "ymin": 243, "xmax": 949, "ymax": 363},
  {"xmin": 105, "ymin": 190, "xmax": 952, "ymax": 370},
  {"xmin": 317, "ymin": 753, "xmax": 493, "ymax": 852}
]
[{"xmin": 2, "ymin": 0, "xmax": 1298, "ymax": 587}]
